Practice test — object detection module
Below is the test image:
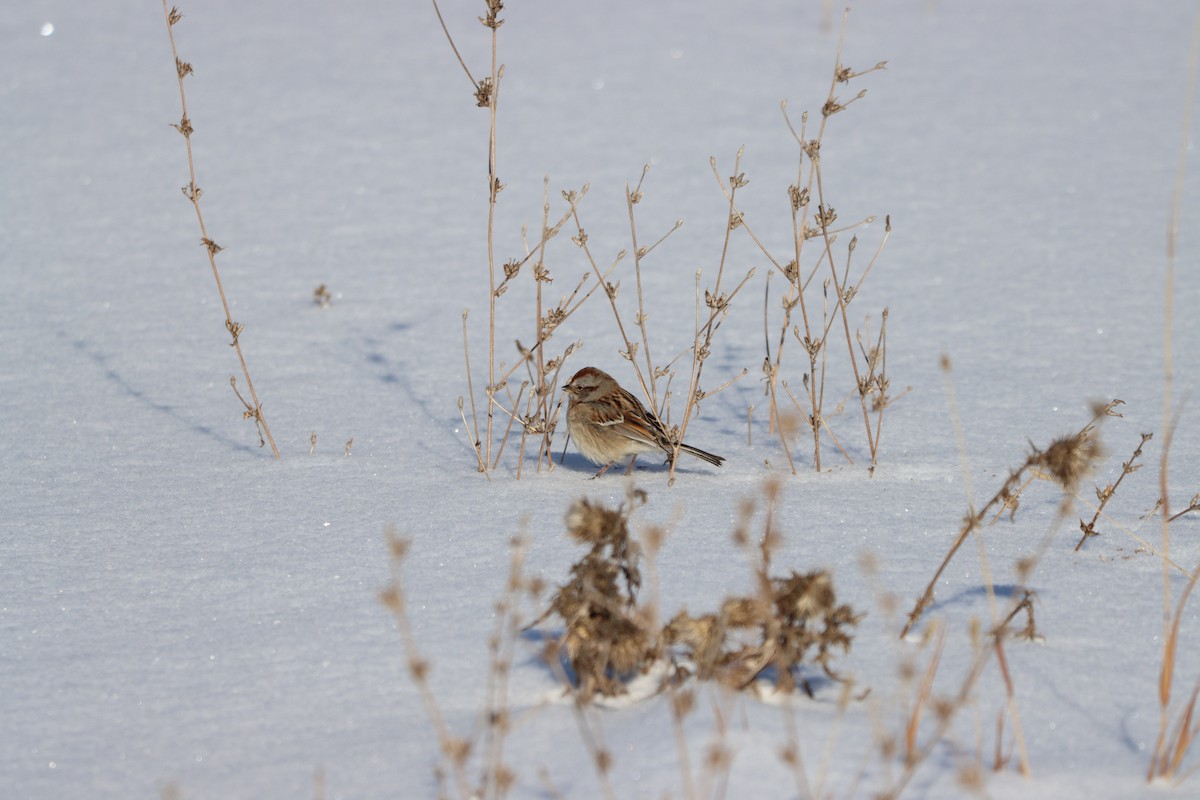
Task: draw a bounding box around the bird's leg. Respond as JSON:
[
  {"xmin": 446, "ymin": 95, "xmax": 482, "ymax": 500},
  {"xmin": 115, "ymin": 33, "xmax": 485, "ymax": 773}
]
[
  {"xmin": 623, "ymin": 455, "xmax": 640, "ymax": 476},
  {"xmin": 592, "ymin": 462, "xmax": 614, "ymax": 479}
]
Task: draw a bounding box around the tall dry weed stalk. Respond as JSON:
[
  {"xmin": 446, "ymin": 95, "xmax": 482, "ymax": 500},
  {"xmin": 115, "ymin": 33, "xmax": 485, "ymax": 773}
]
[
  {"xmin": 1147, "ymin": 9, "xmax": 1200, "ymax": 782},
  {"xmin": 160, "ymin": 3, "xmax": 279, "ymax": 458}
]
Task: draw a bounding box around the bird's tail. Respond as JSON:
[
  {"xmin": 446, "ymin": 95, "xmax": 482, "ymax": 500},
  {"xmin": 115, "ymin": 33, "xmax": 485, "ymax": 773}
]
[{"xmin": 680, "ymin": 443, "xmax": 725, "ymax": 467}]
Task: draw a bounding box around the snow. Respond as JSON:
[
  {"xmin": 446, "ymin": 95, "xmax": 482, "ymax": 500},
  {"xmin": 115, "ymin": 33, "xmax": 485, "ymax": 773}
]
[{"xmin": 3, "ymin": 0, "xmax": 1200, "ymax": 798}]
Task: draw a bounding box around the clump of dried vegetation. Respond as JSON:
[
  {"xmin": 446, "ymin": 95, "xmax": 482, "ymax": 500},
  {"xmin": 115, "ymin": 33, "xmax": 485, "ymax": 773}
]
[
  {"xmin": 533, "ymin": 485, "xmax": 862, "ymax": 702},
  {"xmin": 664, "ymin": 569, "xmax": 861, "ymax": 696},
  {"xmin": 531, "ymin": 493, "xmax": 657, "ymax": 699}
]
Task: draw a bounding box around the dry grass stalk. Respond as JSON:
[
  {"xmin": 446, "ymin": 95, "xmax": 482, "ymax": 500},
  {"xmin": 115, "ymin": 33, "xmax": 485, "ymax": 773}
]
[
  {"xmin": 160, "ymin": 3, "xmax": 279, "ymax": 458},
  {"xmin": 694, "ymin": 688, "xmax": 738, "ymax": 800},
  {"xmin": 1168, "ymin": 494, "xmax": 1200, "ymax": 522},
  {"xmin": 667, "ymin": 687, "xmax": 700, "ymax": 800},
  {"xmin": 900, "ymin": 400, "xmax": 1118, "ymax": 638},
  {"xmin": 1148, "ymin": 403, "xmax": 1200, "ymax": 785},
  {"xmin": 537, "ymin": 640, "xmax": 619, "ymax": 800},
  {"xmin": 626, "ymin": 165, "xmax": 670, "ymax": 412},
  {"xmin": 477, "ymin": 535, "xmax": 531, "ymax": 799},
  {"xmin": 902, "ymin": 621, "xmax": 947, "ymax": 767},
  {"xmin": 989, "ymin": 630, "xmax": 1032, "ymax": 777},
  {"xmin": 379, "ymin": 528, "xmax": 475, "ymax": 798},
  {"xmin": 939, "ymin": 355, "xmax": 1033, "ymax": 779},
  {"xmin": 1074, "ymin": 432, "xmax": 1152, "ymax": 551},
  {"xmin": 1147, "ymin": 546, "xmax": 1200, "ymax": 783},
  {"xmin": 1148, "ymin": 11, "xmax": 1200, "ymax": 782}
]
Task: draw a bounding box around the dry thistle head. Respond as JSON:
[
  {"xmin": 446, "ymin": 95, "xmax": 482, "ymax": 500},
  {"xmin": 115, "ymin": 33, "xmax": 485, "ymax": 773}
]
[
  {"xmin": 565, "ymin": 498, "xmax": 628, "ymax": 548},
  {"xmin": 663, "ymin": 610, "xmax": 716, "ymax": 651},
  {"xmin": 1032, "ymin": 430, "xmax": 1104, "ymax": 495}
]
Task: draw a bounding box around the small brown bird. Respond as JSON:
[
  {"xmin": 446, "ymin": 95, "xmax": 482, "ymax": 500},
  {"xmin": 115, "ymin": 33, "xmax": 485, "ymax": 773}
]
[{"xmin": 561, "ymin": 366, "xmax": 725, "ymax": 477}]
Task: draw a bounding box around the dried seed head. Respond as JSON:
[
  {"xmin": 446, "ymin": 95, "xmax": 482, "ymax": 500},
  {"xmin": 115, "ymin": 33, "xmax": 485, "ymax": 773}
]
[
  {"xmin": 408, "ymin": 657, "xmax": 429, "ymax": 682},
  {"xmin": 1035, "ymin": 432, "xmax": 1104, "ymax": 494}
]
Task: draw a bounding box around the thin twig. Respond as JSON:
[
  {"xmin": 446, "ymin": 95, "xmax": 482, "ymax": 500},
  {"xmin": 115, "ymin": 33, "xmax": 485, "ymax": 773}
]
[{"xmin": 161, "ymin": 2, "xmax": 279, "ymax": 459}]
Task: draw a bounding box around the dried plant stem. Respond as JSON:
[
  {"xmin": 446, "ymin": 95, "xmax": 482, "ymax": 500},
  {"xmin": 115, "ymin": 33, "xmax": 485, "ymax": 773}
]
[
  {"xmin": 484, "ymin": 38, "xmax": 502, "ymax": 470},
  {"xmin": 535, "ymin": 358, "xmax": 573, "ymax": 473},
  {"xmin": 782, "ymin": 380, "xmax": 852, "ymax": 465},
  {"xmin": 813, "ymin": 163, "xmax": 875, "ymax": 465},
  {"xmin": 626, "ymin": 166, "xmax": 660, "ymax": 409},
  {"xmin": 490, "ymin": 381, "xmax": 526, "ymax": 471},
  {"xmin": 458, "ymin": 397, "xmax": 488, "ymax": 479},
  {"xmin": 577, "ymin": 706, "xmax": 618, "ymax": 800},
  {"xmin": 431, "ymin": 0, "xmax": 478, "ymax": 89},
  {"xmin": 1148, "ymin": 9, "xmax": 1200, "ymax": 783},
  {"xmin": 380, "ymin": 531, "xmax": 475, "ymax": 799},
  {"xmin": 779, "ymin": 702, "xmax": 813, "ymax": 799},
  {"xmin": 990, "ymin": 636, "xmax": 1032, "ymax": 776},
  {"xmin": 479, "ymin": 536, "xmax": 528, "ymax": 799},
  {"xmin": 487, "ymin": 193, "xmax": 601, "ymax": 392},
  {"xmin": 533, "ymin": 179, "xmax": 552, "ymax": 471},
  {"xmin": 1074, "ymin": 432, "xmax": 1152, "ymax": 551},
  {"xmin": 1149, "ymin": 547, "xmax": 1200, "ymax": 781},
  {"xmin": 903, "ymin": 621, "xmax": 946, "ymax": 766},
  {"xmin": 434, "ymin": 0, "xmax": 506, "ymax": 472},
  {"xmin": 694, "ymin": 688, "xmax": 738, "ymax": 800},
  {"xmin": 161, "ymin": 2, "xmax": 279, "ymax": 459},
  {"xmin": 461, "ymin": 310, "xmax": 486, "ymax": 472},
  {"xmin": 672, "ymin": 260, "xmax": 754, "ymax": 484},
  {"xmin": 884, "ymin": 622, "xmax": 988, "ymax": 799},
  {"xmin": 1168, "ymin": 496, "xmax": 1200, "ymax": 523},
  {"xmin": 945, "ymin": 359, "xmax": 1033, "ymax": 780},
  {"xmin": 668, "ymin": 689, "xmax": 699, "ymax": 800}
]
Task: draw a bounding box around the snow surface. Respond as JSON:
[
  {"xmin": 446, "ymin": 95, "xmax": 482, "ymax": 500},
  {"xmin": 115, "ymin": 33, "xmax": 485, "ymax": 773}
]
[{"xmin": 4, "ymin": 1, "xmax": 1200, "ymax": 798}]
